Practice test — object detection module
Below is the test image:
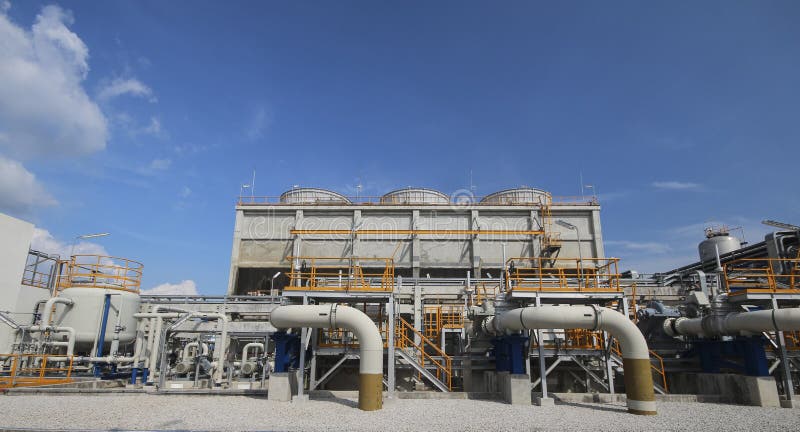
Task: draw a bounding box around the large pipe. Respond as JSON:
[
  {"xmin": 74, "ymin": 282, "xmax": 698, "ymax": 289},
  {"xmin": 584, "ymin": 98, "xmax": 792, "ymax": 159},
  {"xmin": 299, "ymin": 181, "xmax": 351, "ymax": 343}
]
[
  {"xmin": 485, "ymin": 306, "xmax": 656, "ymax": 415},
  {"xmin": 665, "ymin": 308, "xmax": 800, "ymax": 337},
  {"xmin": 270, "ymin": 304, "xmax": 383, "ymax": 411}
]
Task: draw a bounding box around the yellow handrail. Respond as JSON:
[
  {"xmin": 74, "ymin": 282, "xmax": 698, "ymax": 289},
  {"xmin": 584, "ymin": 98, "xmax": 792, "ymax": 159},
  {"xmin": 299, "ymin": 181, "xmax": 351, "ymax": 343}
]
[{"xmin": 396, "ymin": 316, "xmax": 452, "ymax": 390}]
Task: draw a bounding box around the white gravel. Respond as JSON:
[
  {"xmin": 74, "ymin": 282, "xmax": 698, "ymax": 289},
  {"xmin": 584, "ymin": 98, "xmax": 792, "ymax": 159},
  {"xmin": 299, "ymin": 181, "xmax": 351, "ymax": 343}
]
[{"xmin": 0, "ymin": 394, "xmax": 797, "ymax": 431}]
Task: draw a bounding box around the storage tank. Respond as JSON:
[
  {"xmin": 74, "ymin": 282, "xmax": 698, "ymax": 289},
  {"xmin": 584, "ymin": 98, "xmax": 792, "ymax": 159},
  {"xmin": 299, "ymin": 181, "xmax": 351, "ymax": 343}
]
[
  {"xmin": 381, "ymin": 188, "xmax": 449, "ymax": 204},
  {"xmin": 50, "ymin": 255, "xmax": 142, "ymax": 352},
  {"xmin": 480, "ymin": 187, "xmax": 550, "ymax": 205},
  {"xmin": 698, "ymin": 227, "xmax": 741, "ymax": 263},
  {"xmin": 55, "ymin": 287, "xmax": 140, "ymax": 349},
  {"xmin": 280, "ymin": 187, "xmax": 351, "ymax": 204}
]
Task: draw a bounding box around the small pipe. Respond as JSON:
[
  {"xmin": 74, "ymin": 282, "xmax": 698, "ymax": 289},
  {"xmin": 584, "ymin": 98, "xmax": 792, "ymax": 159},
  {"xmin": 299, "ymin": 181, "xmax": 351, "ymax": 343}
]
[
  {"xmin": 270, "ymin": 304, "xmax": 383, "ymax": 411},
  {"xmin": 485, "ymin": 306, "xmax": 656, "ymax": 415},
  {"xmin": 27, "ymin": 326, "xmax": 76, "ymax": 356},
  {"xmin": 39, "ymin": 297, "xmax": 74, "ymax": 329},
  {"xmin": 182, "ymin": 342, "xmax": 210, "ymax": 361},
  {"xmin": 242, "ymin": 342, "xmax": 264, "ymax": 363}
]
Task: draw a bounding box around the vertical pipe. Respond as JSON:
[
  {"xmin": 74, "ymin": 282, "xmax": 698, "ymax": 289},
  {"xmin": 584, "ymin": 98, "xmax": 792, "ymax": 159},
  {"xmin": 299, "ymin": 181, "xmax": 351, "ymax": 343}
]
[
  {"xmin": 535, "ymin": 294, "xmax": 548, "ymax": 399},
  {"xmin": 94, "ymin": 294, "xmax": 112, "ymax": 377},
  {"xmin": 387, "ymin": 294, "xmax": 396, "ymax": 398}
]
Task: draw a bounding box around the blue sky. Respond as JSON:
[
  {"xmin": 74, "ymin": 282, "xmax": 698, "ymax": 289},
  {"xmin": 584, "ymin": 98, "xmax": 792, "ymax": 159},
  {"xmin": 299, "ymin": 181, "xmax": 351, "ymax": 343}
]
[{"xmin": 1, "ymin": 1, "xmax": 798, "ymax": 294}]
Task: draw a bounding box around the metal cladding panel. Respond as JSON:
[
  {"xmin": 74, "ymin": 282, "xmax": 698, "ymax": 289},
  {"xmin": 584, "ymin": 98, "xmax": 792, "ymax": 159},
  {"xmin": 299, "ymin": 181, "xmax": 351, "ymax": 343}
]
[
  {"xmin": 360, "ymin": 212, "xmax": 412, "ymax": 231},
  {"xmin": 419, "ymin": 240, "xmax": 471, "ymax": 267},
  {"xmin": 301, "ymin": 239, "xmax": 350, "ymax": 258},
  {"xmin": 358, "ymin": 240, "xmax": 412, "ymax": 266},
  {"xmin": 479, "ymin": 241, "xmax": 533, "ymax": 266},
  {"xmin": 238, "ymin": 239, "xmax": 293, "ymax": 266},
  {"xmin": 241, "ymin": 214, "xmax": 296, "ymax": 240},
  {"xmin": 417, "ymin": 212, "xmax": 470, "ymax": 231}
]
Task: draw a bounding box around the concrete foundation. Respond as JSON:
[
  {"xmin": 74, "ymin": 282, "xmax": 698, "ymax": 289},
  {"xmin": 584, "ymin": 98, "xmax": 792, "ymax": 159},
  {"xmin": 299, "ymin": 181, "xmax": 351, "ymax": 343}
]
[
  {"xmin": 502, "ymin": 374, "xmax": 532, "ymax": 405},
  {"xmin": 267, "ymin": 372, "xmax": 297, "ymax": 402},
  {"xmin": 670, "ymin": 373, "xmax": 780, "ymax": 407},
  {"xmin": 534, "ymin": 396, "xmax": 555, "ymax": 406}
]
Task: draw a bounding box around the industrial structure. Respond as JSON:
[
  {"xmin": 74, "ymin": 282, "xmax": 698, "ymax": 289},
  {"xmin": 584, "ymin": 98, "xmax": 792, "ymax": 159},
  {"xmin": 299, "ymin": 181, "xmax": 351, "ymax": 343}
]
[{"xmin": 1, "ymin": 187, "xmax": 798, "ymax": 414}]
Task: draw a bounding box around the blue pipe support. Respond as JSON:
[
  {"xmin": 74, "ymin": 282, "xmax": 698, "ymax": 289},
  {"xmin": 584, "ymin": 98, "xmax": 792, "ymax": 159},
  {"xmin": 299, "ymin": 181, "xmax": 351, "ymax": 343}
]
[
  {"xmin": 93, "ymin": 294, "xmax": 112, "ymax": 377},
  {"xmin": 271, "ymin": 331, "xmax": 300, "ymax": 373},
  {"xmin": 492, "ymin": 334, "xmax": 529, "ymax": 374}
]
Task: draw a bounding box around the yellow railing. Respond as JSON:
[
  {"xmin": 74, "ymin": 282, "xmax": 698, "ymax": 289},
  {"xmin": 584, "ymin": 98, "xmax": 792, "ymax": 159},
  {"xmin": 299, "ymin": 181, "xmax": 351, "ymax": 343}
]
[
  {"xmin": 724, "ymin": 258, "xmax": 800, "ymax": 295},
  {"xmin": 531, "ymin": 330, "xmax": 668, "ymax": 392},
  {"xmin": 423, "ymin": 305, "xmax": 464, "ymax": 343},
  {"xmin": 0, "ymin": 354, "xmax": 74, "ymax": 389},
  {"xmin": 57, "ymin": 255, "xmax": 143, "ymax": 293},
  {"xmin": 608, "ymin": 340, "xmax": 668, "ymax": 393},
  {"xmin": 396, "ymin": 316, "xmax": 452, "ymax": 390},
  {"xmin": 285, "ymin": 256, "xmax": 394, "ymax": 292},
  {"xmin": 316, "ymin": 314, "xmax": 453, "ymax": 390},
  {"xmin": 505, "ymin": 257, "xmax": 622, "ymax": 293}
]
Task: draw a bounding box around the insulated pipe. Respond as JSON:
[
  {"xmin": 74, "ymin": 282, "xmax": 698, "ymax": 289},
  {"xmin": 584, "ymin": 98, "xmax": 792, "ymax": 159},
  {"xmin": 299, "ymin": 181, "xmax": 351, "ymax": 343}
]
[
  {"xmin": 134, "ymin": 310, "xmax": 228, "ymax": 385},
  {"xmin": 27, "ymin": 325, "xmax": 76, "ymax": 356},
  {"xmin": 270, "ymin": 304, "xmax": 383, "ymax": 411},
  {"xmin": 487, "ymin": 306, "xmax": 656, "ymax": 415},
  {"xmin": 39, "ymin": 297, "xmax": 74, "ymax": 329},
  {"xmin": 182, "ymin": 342, "xmax": 210, "ymax": 361},
  {"xmin": 665, "ymin": 308, "xmax": 800, "ymax": 337},
  {"xmin": 242, "ymin": 342, "xmax": 264, "ymax": 363}
]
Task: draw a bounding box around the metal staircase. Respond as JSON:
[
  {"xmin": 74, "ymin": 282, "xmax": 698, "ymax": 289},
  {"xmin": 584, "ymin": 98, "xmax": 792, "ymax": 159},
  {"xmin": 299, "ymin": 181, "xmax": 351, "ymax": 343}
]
[{"xmin": 394, "ymin": 316, "xmax": 452, "ymax": 391}]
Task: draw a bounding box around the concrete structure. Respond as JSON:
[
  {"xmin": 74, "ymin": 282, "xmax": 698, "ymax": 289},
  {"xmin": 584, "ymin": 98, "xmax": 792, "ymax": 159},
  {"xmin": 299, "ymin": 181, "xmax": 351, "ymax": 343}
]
[{"xmin": 227, "ymin": 187, "xmax": 603, "ymax": 295}]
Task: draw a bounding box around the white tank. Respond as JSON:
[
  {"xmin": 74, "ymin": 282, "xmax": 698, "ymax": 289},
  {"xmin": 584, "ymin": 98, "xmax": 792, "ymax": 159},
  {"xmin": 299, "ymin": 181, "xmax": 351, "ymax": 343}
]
[
  {"xmin": 280, "ymin": 187, "xmax": 351, "ymax": 204},
  {"xmin": 480, "ymin": 187, "xmax": 550, "ymax": 205},
  {"xmin": 698, "ymin": 228, "xmax": 741, "ymax": 263},
  {"xmin": 381, "ymin": 188, "xmax": 449, "ymax": 204},
  {"xmin": 54, "ymin": 287, "xmax": 140, "ymax": 350}
]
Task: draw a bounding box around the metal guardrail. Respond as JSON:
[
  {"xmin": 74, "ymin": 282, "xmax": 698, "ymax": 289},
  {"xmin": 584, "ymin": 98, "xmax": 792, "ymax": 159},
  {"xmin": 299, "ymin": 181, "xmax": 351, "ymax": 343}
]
[{"xmin": 0, "ymin": 354, "xmax": 74, "ymax": 389}]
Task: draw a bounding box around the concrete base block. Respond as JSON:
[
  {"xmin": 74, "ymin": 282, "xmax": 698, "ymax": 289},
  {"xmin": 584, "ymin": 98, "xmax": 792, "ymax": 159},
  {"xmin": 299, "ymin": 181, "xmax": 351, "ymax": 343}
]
[
  {"xmin": 780, "ymin": 399, "xmax": 795, "ymax": 409},
  {"xmin": 535, "ymin": 396, "xmax": 555, "ymax": 406},
  {"xmin": 497, "ymin": 371, "xmax": 509, "ymax": 400},
  {"xmin": 502, "ymin": 373, "xmax": 532, "ymax": 405},
  {"xmin": 483, "ymin": 371, "xmax": 497, "ymax": 393},
  {"xmin": 690, "ymin": 373, "xmax": 780, "ymax": 407},
  {"xmin": 268, "ymin": 372, "xmax": 297, "ymax": 402},
  {"xmin": 291, "ymin": 394, "xmax": 309, "ymax": 403}
]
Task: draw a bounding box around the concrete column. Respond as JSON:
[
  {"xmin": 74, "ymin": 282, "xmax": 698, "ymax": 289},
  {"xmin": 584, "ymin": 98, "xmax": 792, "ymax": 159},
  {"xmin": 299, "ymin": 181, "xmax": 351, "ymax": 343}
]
[
  {"xmin": 471, "ymin": 210, "xmax": 481, "ymax": 275},
  {"xmin": 292, "ymin": 210, "xmax": 304, "ymax": 270},
  {"xmin": 226, "ymin": 209, "xmax": 244, "ymax": 295},
  {"xmin": 412, "ymin": 210, "xmax": 420, "ymax": 278},
  {"xmin": 590, "ymin": 209, "xmax": 605, "ymax": 259},
  {"xmin": 351, "ymin": 210, "xmax": 361, "ymax": 257}
]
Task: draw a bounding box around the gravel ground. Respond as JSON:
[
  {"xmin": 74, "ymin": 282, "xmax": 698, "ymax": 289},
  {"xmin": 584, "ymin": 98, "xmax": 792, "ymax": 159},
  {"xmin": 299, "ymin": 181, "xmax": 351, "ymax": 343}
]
[{"xmin": 0, "ymin": 394, "xmax": 798, "ymax": 431}]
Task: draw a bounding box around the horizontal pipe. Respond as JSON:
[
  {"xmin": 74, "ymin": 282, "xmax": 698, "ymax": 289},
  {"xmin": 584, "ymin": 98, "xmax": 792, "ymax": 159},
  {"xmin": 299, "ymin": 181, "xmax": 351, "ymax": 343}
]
[
  {"xmin": 487, "ymin": 306, "xmax": 656, "ymax": 415},
  {"xmin": 270, "ymin": 304, "xmax": 383, "ymax": 411},
  {"xmin": 665, "ymin": 308, "xmax": 800, "ymax": 337}
]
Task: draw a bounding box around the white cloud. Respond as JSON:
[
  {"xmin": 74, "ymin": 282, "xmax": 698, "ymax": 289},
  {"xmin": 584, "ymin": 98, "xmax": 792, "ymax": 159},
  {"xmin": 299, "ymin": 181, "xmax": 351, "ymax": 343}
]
[
  {"xmin": 1, "ymin": 1, "xmax": 10, "ymax": 13},
  {"xmin": 30, "ymin": 227, "xmax": 109, "ymax": 258},
  {"xmin": 652, "ymin": 181, "xmax": 701, "ymax": 190},
  {"xmin": 141, "ymin": 280, "xmax": 198, "ymax": 296},
  {"xmin": 0, "ymin": 155, "xmax": 57, "ymax": 214},
  {"xmin": 245, "ymin": 105, "xmax": 272, "ymax": 141},
  {"xmin": 142, "ymin": 116, "xmax": 161, "ymax": 135},
  {"xmin": 149, "ymin": 158, "xmax": 171, "ymax": 171},
  {"xmin": 180, "ymin": 186, "xmax": 192, "ymax": 198},
  {"xmin": 0, "ymin": 5, "xmax": 108, "ymax": 159},
  {"xmin": 605, "ymin": 240, "xmax": 671, "ymax": 254},
  {"xmin": 97, "ymin": 77, "xmax": 156, "ymax": 102}
]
